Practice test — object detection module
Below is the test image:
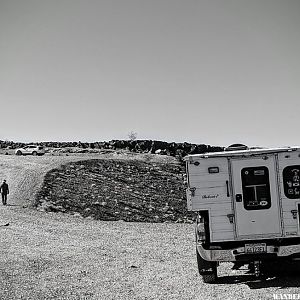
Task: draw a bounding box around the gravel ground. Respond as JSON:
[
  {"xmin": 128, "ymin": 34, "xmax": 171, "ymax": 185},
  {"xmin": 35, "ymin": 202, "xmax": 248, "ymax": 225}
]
[
  {"xmin": 0, "ymin": 153, "xmax": 299, "ymax": 299},
  {"xmin": 0, "ymin": 207, "xmax": 299, "ymax": 300}
]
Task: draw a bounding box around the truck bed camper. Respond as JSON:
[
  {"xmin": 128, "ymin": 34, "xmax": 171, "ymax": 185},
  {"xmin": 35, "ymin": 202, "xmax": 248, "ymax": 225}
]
[{"xmin": 185, "ymin": 145, "xmax": 300, "ymax": 282}]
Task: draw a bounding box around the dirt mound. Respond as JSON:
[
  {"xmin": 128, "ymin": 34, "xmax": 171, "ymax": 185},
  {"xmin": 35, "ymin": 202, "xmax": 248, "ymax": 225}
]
[{"xmin": 35, "ymin": 158, "xmax": 194, "ymax": 223}]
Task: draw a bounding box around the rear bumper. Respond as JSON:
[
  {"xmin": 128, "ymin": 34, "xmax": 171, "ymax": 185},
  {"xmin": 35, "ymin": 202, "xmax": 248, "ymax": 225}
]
[{"xmin": 197, "ymin": 243, "xmax": 300, "ymax": 262}]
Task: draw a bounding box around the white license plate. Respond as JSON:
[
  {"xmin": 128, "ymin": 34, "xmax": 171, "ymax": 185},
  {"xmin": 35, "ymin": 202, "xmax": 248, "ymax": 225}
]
[{"xmin": 245, "ymin": 243, "xmax": 267, "ymax": 254}]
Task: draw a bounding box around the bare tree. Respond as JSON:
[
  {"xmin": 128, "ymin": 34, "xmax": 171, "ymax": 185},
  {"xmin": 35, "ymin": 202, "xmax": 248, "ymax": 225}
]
[{"xmin": 128, "ymin": 131, "xmax": 137, "ymax": 141}]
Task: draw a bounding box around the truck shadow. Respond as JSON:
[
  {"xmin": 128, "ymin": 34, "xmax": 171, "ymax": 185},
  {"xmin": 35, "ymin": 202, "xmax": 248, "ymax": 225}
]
[{"xmin": 217, "ymin": 261, "xmax": 300, "ymax": 289}]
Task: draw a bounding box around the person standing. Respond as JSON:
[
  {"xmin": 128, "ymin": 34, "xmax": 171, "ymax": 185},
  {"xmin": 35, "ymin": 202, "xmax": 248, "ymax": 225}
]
[{"xmin": 1, "ymin": 180, "xmax": 9, "ymax": 205}]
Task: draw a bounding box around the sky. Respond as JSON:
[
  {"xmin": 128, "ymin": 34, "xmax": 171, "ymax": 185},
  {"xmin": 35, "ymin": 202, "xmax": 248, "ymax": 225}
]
[{"xmin": 1, "ymin": 0, "xmax": 300, "ymax": 147}]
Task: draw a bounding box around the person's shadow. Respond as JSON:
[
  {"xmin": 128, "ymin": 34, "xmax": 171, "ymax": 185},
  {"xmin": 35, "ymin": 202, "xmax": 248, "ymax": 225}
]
[{"xmin": 216, "ymin": 261, "xmax": 300, "ymax": 289}]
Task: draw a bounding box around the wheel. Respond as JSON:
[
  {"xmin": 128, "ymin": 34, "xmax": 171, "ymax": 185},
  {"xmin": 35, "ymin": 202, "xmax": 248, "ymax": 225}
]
[
  {"xmin": 16, "ymin": 150, "xmax": 22, "ymax": 156},
  {"xmin": 32, "ymin": 151, "xmax": 37, "ymax": 156},
  {"xmin": 196, "ymin": 249, "xmax": 217, "ymax": 283}
]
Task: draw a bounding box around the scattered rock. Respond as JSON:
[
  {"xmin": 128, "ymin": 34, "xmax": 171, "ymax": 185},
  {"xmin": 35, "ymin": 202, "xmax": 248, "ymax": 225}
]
[
  {"xmin": 129, "ymin": 265, "xmax": 138, "ymax": 269},
  {"xmin": 73, "ymin": 213, "xmax": 82, "ymax": 218}
]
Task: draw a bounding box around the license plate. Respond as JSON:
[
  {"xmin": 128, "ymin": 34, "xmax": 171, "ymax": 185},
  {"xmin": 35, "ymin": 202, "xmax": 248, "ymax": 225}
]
[{"xmin": 245, "ymin": 243, "xmax": 267, "ymax": 254}]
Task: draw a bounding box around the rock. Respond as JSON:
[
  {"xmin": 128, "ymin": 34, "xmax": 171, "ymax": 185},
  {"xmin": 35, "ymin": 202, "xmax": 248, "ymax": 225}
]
[
  {"xmin": 129, "ymin": 265, "xmax": 138, "ymax": 269},
  {"xmin": 73, "ymin": 213, "xmax": 82, "ymax": 218},
  {"xmin": 162, "ymin": 206, "xmax": 169, "ymax": 212}
]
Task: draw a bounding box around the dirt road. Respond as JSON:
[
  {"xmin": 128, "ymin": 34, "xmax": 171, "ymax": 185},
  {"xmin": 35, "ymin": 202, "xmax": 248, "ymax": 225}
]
[{"xmin": 0, "ymin": 154, "xmax": 299, "ymax": 299}]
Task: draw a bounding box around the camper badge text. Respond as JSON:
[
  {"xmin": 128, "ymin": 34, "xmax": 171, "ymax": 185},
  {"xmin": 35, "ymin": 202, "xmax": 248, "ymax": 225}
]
[{"xmin": 202, "ymin": 194, "xmax": 219, "ymax": 199}]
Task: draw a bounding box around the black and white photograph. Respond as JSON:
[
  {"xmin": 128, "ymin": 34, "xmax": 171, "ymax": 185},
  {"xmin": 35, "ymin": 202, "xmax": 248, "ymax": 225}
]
[{"xmin": 1, "ymin": 0, "xmax": 300, "ymax": 299}]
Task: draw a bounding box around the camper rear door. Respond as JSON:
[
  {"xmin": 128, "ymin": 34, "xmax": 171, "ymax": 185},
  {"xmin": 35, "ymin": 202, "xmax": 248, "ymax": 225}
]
[{"xmin": 231, "ymin": 155, "xmax": 282, "ymax": 238}]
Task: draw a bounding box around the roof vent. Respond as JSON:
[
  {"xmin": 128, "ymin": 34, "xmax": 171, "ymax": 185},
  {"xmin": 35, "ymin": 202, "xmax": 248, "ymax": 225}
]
[{"xmin": 225, "ymin": 144, "xmax": 249, "ymax": 151}]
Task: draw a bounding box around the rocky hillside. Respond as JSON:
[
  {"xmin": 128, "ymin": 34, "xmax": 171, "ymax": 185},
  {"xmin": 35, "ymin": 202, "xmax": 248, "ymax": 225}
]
[
  {"xmin": 0, "ymin": 139, "xmax": 224, "ymax": 223},
  {"xmin": 1, "ymin": 139, "xmax": 224, "ymax": 223},
  {"xmin": 35, "ymin": 156, "xmax": 194, "ymax": 223},
  {"xmin": 1, "ymin": 139, "xmax": 223, "ymax": 224},
  {"xmin": 0, "ymin": 139, "xmax": 223, "ymax": 159}
]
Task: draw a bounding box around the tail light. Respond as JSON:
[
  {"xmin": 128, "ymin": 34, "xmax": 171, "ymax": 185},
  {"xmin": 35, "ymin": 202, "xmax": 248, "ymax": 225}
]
[{"xmin": 196, "ymin": 222, "xmax": 206, "ymax": 242}]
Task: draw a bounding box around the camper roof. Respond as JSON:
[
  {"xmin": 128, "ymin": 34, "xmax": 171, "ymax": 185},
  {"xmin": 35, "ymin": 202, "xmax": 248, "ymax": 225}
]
[{"xmin": 184, "ymin": 146, "xmax": 300, "ymax": 160}]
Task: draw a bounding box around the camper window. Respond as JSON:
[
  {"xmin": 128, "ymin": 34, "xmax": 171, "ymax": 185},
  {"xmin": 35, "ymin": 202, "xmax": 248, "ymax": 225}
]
[
  {"xmin": 241, "ymin": 166, "xmax": 271, "ymax": 210},
  {"xmin": 283, "ymin": 166, "xmax": 300, "ymax": 199}
]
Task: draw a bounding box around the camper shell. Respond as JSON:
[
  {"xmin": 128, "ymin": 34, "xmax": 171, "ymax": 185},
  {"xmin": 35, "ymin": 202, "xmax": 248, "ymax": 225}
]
[{"xmin": 185, "ymin": 146, "xmax": 300, "ymax": 282}]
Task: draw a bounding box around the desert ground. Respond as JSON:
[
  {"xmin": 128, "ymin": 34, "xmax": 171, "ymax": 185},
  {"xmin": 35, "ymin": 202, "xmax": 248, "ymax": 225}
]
[{"xmin": 0, "ymin": 152, "xmax": 299, "ymax": 300}]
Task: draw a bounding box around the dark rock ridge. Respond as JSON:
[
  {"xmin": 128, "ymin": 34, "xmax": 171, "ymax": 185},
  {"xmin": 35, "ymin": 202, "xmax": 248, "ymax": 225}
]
[
  {"xmin": 0, "ymin": 140, "xmax": 223, "ymax": 159},
  {"xmin": 35, "ymin": 159, "xmax": 195, "ymax": 223}
]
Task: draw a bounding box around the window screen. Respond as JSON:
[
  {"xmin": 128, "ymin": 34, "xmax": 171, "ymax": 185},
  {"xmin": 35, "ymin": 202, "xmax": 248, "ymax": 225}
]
[
  {"xmin": 283, "ymin": 166, "xmax": 300, "ymax": 199},
  {"xmin": 241, "ymin": 166, "xmax": 271, "ymax": 210}
]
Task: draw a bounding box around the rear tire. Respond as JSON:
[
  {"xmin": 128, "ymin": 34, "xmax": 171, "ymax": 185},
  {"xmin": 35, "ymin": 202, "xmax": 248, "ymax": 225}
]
[
  {"xmin": 196, "ymin": 249, "xmax": 217, "ymax": 283},
  {"xmin": 16, "ymin": 150, "xmax": 22, "ymax": 156},
  {"xmin": 32, "ymin": 151, "xmax": 37, "ymax": 156}
]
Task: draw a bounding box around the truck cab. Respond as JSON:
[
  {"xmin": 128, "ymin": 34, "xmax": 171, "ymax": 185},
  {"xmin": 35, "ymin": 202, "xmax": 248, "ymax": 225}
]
[{"xmin": 185, "ymin": 146, "xmax": 300, "ymax": 282}]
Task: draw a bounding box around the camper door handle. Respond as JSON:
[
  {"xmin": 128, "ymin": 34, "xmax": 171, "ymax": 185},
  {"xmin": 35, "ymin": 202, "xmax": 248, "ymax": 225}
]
[
  {"xmin": 227, "ymin": 214, "xmax": 234, "ymax": 223},
  {"xmin": 236, "ymin": 194, "xmax": 242, "ymax": 202},
  {"xmin": 226, "ymin": 180, "xmax": 230, "ymax": 197}
]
